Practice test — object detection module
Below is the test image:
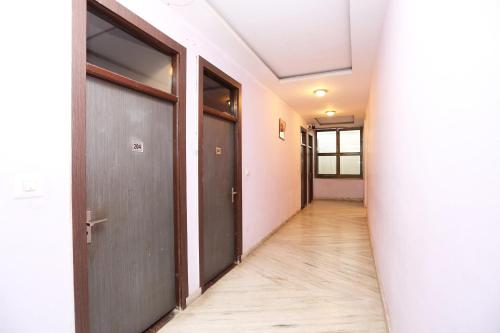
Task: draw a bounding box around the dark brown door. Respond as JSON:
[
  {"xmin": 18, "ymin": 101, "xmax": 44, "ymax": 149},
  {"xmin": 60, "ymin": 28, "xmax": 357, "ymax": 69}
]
[
  {"xmin": 308, "ymin": 133, "xmax": 314, "ymax": 203},
  {"xmin": 301, "ymin": 129, "xmax": 307, "ymax": 209},
  {"xmin": 202, "ymin": 114, "xmax": 236, "ymax": 285},
  {"xmin": 86, "ymin": 77, "xmax": 176, "ymax": 333},
  {"xmin": 199, "ymin": 58, "xmax": 242, "ymax": 291},
  {"xmin": 73, "ymin": 3, "xmax": 189, "ymax": 332}
]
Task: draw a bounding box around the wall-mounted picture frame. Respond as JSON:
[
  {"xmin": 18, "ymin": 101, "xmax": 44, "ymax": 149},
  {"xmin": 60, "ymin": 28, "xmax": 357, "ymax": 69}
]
[{"xmin": 279, "ymin": 118, "xmax": 286, "ymax": 140}]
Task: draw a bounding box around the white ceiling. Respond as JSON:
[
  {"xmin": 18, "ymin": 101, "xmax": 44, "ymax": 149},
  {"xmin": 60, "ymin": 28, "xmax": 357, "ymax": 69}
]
[
  {"xmin": 167, "ymin": 0, "xmax": 388, "ymax": 124},
  {"xmin": 208, "ymin": 0, "xmax": 352, "ymax": 79}
]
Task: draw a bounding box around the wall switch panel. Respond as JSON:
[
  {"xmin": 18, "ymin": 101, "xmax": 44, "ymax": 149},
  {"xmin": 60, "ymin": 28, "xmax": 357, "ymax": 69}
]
[{"xmin": 14, "ymin": 173, "xmax": 44, "ymax": 199}]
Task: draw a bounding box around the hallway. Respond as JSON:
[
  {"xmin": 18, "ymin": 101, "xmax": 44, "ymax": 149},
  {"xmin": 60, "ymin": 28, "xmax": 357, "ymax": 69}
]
[{"xmin": 161, "ymin": 200, "xmax": 387, "ymax": 333}]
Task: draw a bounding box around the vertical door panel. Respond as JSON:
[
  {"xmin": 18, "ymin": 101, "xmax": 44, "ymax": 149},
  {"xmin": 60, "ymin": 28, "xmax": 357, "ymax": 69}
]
[
  {"xmin": 301, "ymin": 145, "xmax": 307, "ymax": 209},
  {"xmin": 202, "ymin": 114, "xmax": 236, "ymax": 283},
  {"xmin": 86, "ymin": 77, "xmax": 176, "ymax": 333},
  {"xmin": 308, "ymin": 146, "xmax": 313, "ymax": 203}
]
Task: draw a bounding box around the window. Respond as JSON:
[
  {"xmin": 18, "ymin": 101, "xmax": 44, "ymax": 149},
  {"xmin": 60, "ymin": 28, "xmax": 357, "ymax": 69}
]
[
  {"xmin": 87, "ymin": 11, "xmax": 174, "ymax": 93},
  {"xmin": 315, "ymin": 128, "xmax": 363, "ymax": 178},
  {"xmin": 203, "ymin": 73, "xmax": 237, "ymax": 116}
]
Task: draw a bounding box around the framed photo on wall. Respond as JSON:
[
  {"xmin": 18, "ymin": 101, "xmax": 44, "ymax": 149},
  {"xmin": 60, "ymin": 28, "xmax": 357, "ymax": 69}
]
[{"xmin": 279, "ymin": 118, "xmax": 286, "ymax": 140}]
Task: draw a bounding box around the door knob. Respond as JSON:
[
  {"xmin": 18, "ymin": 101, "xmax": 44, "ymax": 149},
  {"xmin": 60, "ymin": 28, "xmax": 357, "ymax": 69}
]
[{"xmin": 86, "ymin": 210, "xmax": 108, "ymax": 244}]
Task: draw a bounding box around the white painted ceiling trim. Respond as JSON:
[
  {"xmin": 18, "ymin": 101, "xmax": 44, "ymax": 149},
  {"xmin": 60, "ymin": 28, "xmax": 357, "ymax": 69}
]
[
  {"xmin": 167, "ymin": 0, "xmax": 388, "ymax": 123},
  {"xmin": 279, "ymin": 68, "xmax": 353, "ymax": 83},
  {"xmin": 207, "ymin": 0, "xmax": 353, "ymax": 81}
]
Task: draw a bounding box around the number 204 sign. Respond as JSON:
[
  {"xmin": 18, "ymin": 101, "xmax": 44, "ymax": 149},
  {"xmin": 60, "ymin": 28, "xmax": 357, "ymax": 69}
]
[{"xmin": 132, "ymin": 141, "xmax": 144, "ymax": 153}]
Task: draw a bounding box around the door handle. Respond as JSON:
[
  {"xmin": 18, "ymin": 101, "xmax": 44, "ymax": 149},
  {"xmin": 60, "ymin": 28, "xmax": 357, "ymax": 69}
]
[
  {"xmin": 231, "ymin": 187, "xmax": 238, "ymax": 204},
  {"xmin": 86, "ymin": 210, "xmax": 108, "ymax": 244}
]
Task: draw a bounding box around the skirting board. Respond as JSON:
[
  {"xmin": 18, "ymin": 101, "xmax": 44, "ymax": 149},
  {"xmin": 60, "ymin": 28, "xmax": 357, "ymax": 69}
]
[
  {"xmin": 366, "ymin": 215, "xmax": 392, "ymax": 333},
  {"xmin": 314, "ymin": 197, "xmax": 363, "ymax": 202},
  {"xmin": 242, "ymin": 208, "xmax": 301, "ymax": 260}
]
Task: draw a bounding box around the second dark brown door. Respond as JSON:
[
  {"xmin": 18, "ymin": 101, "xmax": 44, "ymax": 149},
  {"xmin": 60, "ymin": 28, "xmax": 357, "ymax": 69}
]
[
  {"xmin": 202, "ymin": 114, "xmax": 236, "ymax": 285},
  {"xmin": 308, "ymin": 133, "xmax": 314, "ymax": 203},
  {"xmin": 301, "ymin": 129, "xmax": 308, "ymax": 209}
]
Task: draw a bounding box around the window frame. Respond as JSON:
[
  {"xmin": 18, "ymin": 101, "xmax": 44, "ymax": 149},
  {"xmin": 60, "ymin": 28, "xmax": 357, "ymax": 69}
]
[
  {"xmin": 315, "ymin": 127, "xmax": 363, "ymax": 179},
  {"xmin": 85, "ymin": 5, "xmax": 181, "ymax": 103},
  {"xmin": 202, "ymin": 70, "xmax": 239, "ymax": 122}
]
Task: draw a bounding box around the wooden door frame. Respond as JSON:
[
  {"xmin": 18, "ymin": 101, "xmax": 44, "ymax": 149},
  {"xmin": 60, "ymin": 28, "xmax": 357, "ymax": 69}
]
[
  {"xmin": 198, "ymin": 56, "xmax": 243, "ymax": 292},
  {"xmin": 72, "ymin": 1, "xmax": 188, "ymax": 332}
]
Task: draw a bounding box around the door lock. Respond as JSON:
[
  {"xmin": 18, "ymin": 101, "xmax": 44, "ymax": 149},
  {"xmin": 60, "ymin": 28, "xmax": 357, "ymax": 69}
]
[
  {"xmin": 86, "ymin": 210, "xmax": 108, "ymax": 244},
  {"xmin": 231, "ymin": 187, "xmax": 238, "ymax": 203}
]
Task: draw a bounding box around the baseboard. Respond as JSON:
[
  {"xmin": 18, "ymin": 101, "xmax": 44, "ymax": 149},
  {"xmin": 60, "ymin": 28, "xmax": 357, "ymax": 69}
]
[
  {"xmin": 241, "ymin": 208, "xmax": 301, "ymax": 260},
  {"xmin": 185, "ymin": 287, "xmax": 202, "ymax": 306},
  {"xmin": 366, "ymin": 215, "xmax": 392, "ymax": 333}
]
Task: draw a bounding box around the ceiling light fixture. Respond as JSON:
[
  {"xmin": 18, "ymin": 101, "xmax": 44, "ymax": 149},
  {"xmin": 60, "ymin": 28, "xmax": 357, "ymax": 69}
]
[
  {"xmin": 161, "ymin": 0, "xmax": 194, "ymax": 7},
  {"xmin": 313, "ymin": 89, "xmax": 328, "ymax": 97},
  {"xmin": 325, "ymin": 110, "xmax": 336, "ymax": 117}
]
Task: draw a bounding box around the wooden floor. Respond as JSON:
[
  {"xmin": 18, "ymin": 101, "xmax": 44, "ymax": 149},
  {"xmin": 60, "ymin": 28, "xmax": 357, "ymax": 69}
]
[{"xmin": 161, "ymin": 200, "xmax": 387, "ymax": 333}]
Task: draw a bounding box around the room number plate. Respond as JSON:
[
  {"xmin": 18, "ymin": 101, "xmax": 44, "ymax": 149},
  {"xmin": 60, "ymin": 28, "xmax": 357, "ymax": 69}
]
[{"xmin": 132, "ymin": 141, "xmax": 144, "ymax": 153}]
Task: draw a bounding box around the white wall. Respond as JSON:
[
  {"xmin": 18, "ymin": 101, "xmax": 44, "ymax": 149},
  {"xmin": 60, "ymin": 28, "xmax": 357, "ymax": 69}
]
[
  {"xmin": 0, "ymin": 1, "xmax": 306, "ymax": 330},
  {"xmin": 117, "ymin": 0, "xmax": 306, "ymax": 296},
  {"xmin": 314, "ymin": 179, "xmax": 364, "ymax": 200},
  {"xmin": 0, "ymin": 2, "xmax": 75, "ymax": 333},
  {"xmin": 365, "ymin": 0, "xmax": 500, "ymax": 332}
]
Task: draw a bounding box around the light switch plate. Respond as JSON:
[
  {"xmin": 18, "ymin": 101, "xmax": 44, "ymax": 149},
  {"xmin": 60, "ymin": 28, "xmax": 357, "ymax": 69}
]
[{"xmin": 14, "ymin": 173, "xmax": 44, "ymax": 199}]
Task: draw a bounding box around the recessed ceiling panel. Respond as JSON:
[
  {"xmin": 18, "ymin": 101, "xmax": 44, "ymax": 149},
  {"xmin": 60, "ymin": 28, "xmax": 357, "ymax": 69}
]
[{"xmin": 207, "ymin": 0, "xmax": 352, "ymax": 79}]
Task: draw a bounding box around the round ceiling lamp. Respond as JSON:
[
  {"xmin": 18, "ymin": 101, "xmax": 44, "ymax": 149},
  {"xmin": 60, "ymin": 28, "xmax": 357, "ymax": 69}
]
[
  {"xmin": 313, "ymin": 89, "xmax": 328, "ymax": 97},
  {"xmin": 325, "ymin": 110, "xmax": 336, "ymax": 117},
  {"xmin": 161, "ymin": 0, "xmax": 195, "ymax": 7}
]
